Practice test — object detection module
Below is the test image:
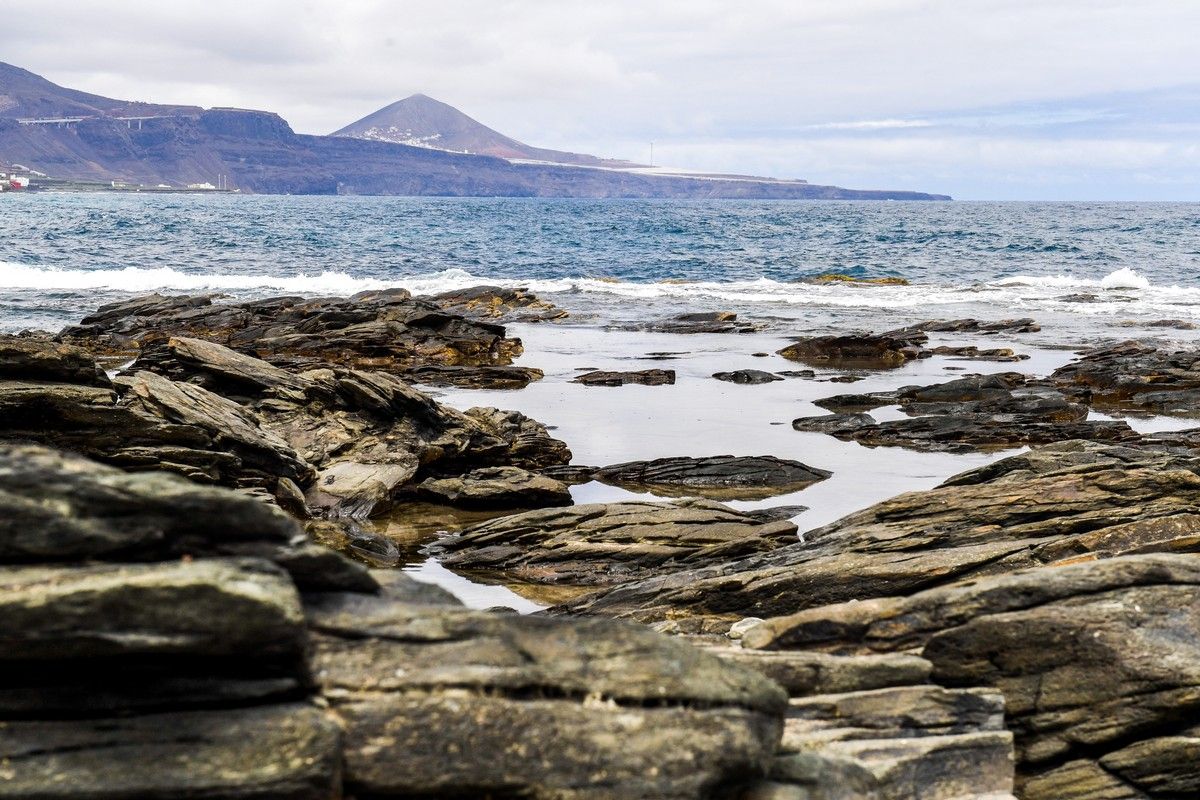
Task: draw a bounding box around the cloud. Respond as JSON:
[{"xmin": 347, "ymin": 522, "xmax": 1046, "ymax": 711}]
[{"xmin": 3, "ymin": 0, "xmax": 1200, "ymax": 198}]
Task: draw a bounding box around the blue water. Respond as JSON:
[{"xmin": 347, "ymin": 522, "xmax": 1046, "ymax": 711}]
[{"xmin": 4, "ymin": 194, "xmax": 1200, "ymax": 336}]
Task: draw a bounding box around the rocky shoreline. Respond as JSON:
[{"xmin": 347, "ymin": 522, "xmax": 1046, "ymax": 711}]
[{"xmin": 4, "ymin": 287, "xmax": 1200, "ymax": 798}]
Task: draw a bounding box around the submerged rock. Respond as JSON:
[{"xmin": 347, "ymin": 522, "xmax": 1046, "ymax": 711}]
[
  {"xmin": 593, "ymin": 455, "xmax": 831, "ymax": 500},
  {"xmin": 641, "ymin": 310, "xmax": 761, "ymax": 334},
  {"xmin": 437, "ymin": 498, "xmax": 798, "ymax": 586},
  {"xmin": 573, "ymin": 368, "xmax": 676, "ymax": 386},
  {"xmin": 777, "ymin": 329, "xmax": 929, "ymax": 370},
  {"xmin": 714, "ymin": 369, "xmax": 785, "ymax": 384},
  {"xmin": 914, "ymin": 318, "xmax": 1040, "ymax": 333},
  {"xmin": 404, "ymin": 363, "xmax": 545, "ymax": 389}
]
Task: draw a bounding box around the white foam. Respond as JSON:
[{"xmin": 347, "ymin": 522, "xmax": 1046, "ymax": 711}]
[
  {"xmin": 0, "ymin": 261, "xmax": 391, "ymax": 294},
  {"xmin": 1099, "ymin": 266, "xmax": 1151, "ymax": 290}
]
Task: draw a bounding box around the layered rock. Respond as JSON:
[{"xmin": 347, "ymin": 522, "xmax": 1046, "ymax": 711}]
[
  {"xmin": 637, "ymin": 311, "xmax": 761, "ymax": 334},
  {"xmin": 777, "ymin": 329, "xmax": 929, "ymax": 369},
  {"xmin": 425, "ymin": 285, "xmax": 568, "ymax": 322},
  {"xmin": 713, "ymin": 369, "xmax": 785, "ymax": 384},
  {"xmin": 573, "ymin": 368, "xmax": 677, "ymax": 386},
  {"xmin": 799, "ymin": 373, "xmax": 1137, "ymax": 452},
  {"xmin": 741, "ymin": 555, "xmax": 1200, "ymax": 800},
  {"xmin": 415, "ymin": 465, "xmax": 573, "ymax": 509},
  {"xmin": 553, "ymin": 441, "xmax": 1200, "ymax": 625},
  {"xmin": 1051, "ymin": 340, "xmax": 1200, "ymax": 415},
  {"xmin": 589, "ymin": 455, "xmax": 831, "ymax": 500},
  {"xmin": 437, "ymin": 499, "xmax": 799, "ymax": 586},
  {"xmin": 0, "ymin": 444, "xmax": 788, "ymax": 798},
  {"xmin": 59, "ymin": 288, "xmax": 525, "ymax": 371}
]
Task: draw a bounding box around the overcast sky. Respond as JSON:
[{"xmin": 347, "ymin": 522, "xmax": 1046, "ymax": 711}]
[{"xmin": 6, "ymin": 0, "xmax": 1200, "ymax": 199}]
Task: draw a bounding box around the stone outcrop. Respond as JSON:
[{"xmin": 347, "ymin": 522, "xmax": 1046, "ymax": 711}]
[
  {"xmin": 590, "ymin": 455, "xmax": 832, "ymax": 500},
  {"xmin": 573, "ymin": 368, "xmax": 677, "ymax": 386},
  {"xmin": 437, "ymin": 499, "xmax": 799, "ymax": 586},
  {"xmin": 639, "ymin": 311, "xmax": 761, "ymax": 334},
  {"xmin": 0, "ymin": 443, "xmax": 788, "ymax": 798},
  {"xmin": 801, "ymin": 373, "xmax": 1138, "ymax": 452},
  {"xmin": 415, "ymin": 465, "xmax": 573, "ymax": 509},
  {"xmin": 553, "ymin": 441, "xmax": 1200, "ymax": 625},
  {"xmin": 1051, "ymin": 340, "xmax": 1200, "ymax": 416},
  {"xmin": 741, "ymin": 555, "xmax": 1200, "ymax": 800},
  {"xmin": 59, "ymin": 289, "xmax": 525, "ymax": 372},
  {"xmin": 425, "ymin": 285, "xmax": 568, "ymax": 322},
  {"xmin": 777, "ymin": 329, "xmax": 929, "ymax": 369}
]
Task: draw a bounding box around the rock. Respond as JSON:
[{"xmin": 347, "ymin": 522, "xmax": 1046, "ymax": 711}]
[
  {"xmin": 642, "ymin": 311, "xmax": 761, "ymax": 334},
  {"xmin": 463, "ymin": 406, "xmax": 573, "ymax": 469},
  {"xmin": 915, "ymin": 318, "xmax": 1040, "ymax": 333},
  {"xmin": 551, "ymin": 441, "xmax": 1200, "ymax": 624},
  {"xmin": 807, "ymin": 274, "xmax": 909, "ymax": 286},
  {"xmin": 0, "ymin": 704, "xmax": 342, "ymax": 800},
  {"xmin": 741, "ymin": 554, "xmax": 1200, "ymax": 800},
  {"xmin": 806, "ymin": 373, "xmax": 1138, "ymax": 452},
  {"xmin": 573, "ymin": 368, "xmax": 676, "ymax": 386},
  {"xmin": 305, "ymin": 460, "xmax": 417, "ymax": 518},
  {"xmin": 777, "ymin": 329, "xmax": 929, "ymax": 369},
  {"xmin": 792, "ymin": 412, "xmax": 877, "ymax": 434},
  {"xmin": 60, "ymin": 289, "xmax": 525, "ymax": 371},
  {"xmin": 704, "ymin": 649, "xmax": 933, "ymax": 697},
  {"xmin": 404, "ymin": 363, "xmax": 544, "ymax": 389},
  {"xmin": 714, "ymin": 369, "xmax": 785, "ymax": 384},
  {"xmin": 1120, "ymin": 318, "xmax": 1200, "ymax": 330},
  {"xmin": 305, "ymin": 591, "xmax": 787, "ymax": 799},
  {"xmin": 416, "ymin": 465, "xmax": 573, "ymax": 509},
  {"xmin": 742, "ymin": 505, "xmax": 809, "ymax": 523},
  {"xmin": 1051, "ymin": 340, "xmax": 1200, "ymax": 415},
  {"xmin": 425, "ymin": 285, "xmax": 568, "ymax": 322},
  {"xmin": 0, "ymin": 558, "xmax": 306, "ymax": 663},
  {"xmin": 812, "ymin": 391, "xmax": 900, "ymax": 412},
  {"xmin": 928, "ymin": 345, "xmax": 1029, "ymax": 362},
  {"xmin": 0, "ymin": 333, "xmax": 110, "ymax": 385},
  {"xmin": 778, "ymin": 369, "xmax": 816, "ymax": 379},
  {"xmin": 825, "ymin": 374, "xmax": 864, "ymax": 383},
  {"xmin": 593, "ymin": 455, "xmax": 831, "ymax": 500},
  {"xmin": 437, "ymin": 499, "xmax": 798, "ymax": 586}
]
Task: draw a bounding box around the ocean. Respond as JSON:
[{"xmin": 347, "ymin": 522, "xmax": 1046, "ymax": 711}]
[{"xmin": 3, "ymin": 194, "xmax": 1200, "ymax": 340}]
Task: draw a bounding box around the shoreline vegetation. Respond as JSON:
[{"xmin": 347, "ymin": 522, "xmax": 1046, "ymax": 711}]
[{"xmin": 5, "ymin": 283, "xmax": 1200, "ymax": 797}]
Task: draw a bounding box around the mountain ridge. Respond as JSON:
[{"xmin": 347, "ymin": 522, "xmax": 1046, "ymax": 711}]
[{"xmin": 0, "ymin": 62, "xmax": 951, "ymax": 200}]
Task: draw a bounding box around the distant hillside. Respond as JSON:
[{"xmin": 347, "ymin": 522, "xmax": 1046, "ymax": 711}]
[
  {"xmin": 0, "ymin": 62, "xmax": 951, "ymax": 200},
  {"xmin": 0, "ymin": 62, "xmax": 200, "ymax": 120},
  {"xmin": 332, "ymin": 93, "xmax": 641, "ymax": 168}
]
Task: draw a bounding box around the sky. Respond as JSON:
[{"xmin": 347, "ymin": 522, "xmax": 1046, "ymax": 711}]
[{"xmin": 5, "ymin": 0, "xmax": 1200, "ymax": 200}]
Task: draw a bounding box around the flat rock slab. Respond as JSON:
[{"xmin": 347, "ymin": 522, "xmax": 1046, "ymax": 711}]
[
  {"xmin": 436, "ymin": 498, "xmax": 798, "ymax": 586},
  {"xmin": 0, "ymin": 334, "xmax": 110, "ymax": 386},
  {"xmin": 714, "ymin": 369, "xmax": 785, "ymax": 384},
  {"xmin": 778, "ymin": 329, "xmax": 929, "ymax": 370},
  {"xmin": 305, "ymin": 591, "xmax": 786, "ymax": 798},
  {"xmin": 404, "ymin": 363, "xmax": 545, "ymax": 389},
  {"xmin": 0, "ymin": 703, "xmax": 341, "ymax": 800},
  {"xmin": 416, "ymin": 465, "xmax": 572, "ymax": 509},
  {"xmin": 426, "ymin": 285, "xmax": 568, "ymax": 322},
  {"xmin": 593, "ymin": 455, "xmax": 831, "ymax": 500},
  {"xmin": 573, "ymin": 368, "xmax": 676, "ymax": 386},
  {"xmin": 1051, "ymin": 340, "xmax": 1200, "ymax": 416}
]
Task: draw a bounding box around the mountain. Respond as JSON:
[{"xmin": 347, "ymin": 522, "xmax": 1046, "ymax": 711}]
[
  {"xmin": 0, "ymin": 63, "xmax": 950, "ymax": 200},
  {"xmin": 332, "ymin": 93, "xmax": 640, "ymax": 168},
  {"xmin": 0, "ymin": 62, "xmax": 200, "ymax": 120}
]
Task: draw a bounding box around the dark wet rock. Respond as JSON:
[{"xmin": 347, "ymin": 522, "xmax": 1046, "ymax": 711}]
[
  {"xmin": 593, "ymin": 455, "xmax": 831, "ymax": 500},
  {"xmin": 714, "ymin": 369, "xmax": 785, "ymax": 384},
  {"xmin": 778, "ymin": 369, "xmax": 816, "ymax": 379},
  {"xmin": 0, "ymin": 333, "xmax": 111, "ymax": 386},
  {"xmin": 813, "ymin": 391, "xmax": 900, "ymax": 412},
  {"xmin": 552, "ymin": 441, "xmax": 1200, "ymax": 625},
  {"xmin": 915, "ymin": 318, "xmax": 1040, "ymax": 333},
  {"xmin": 425, "ymin": 285, "xmax": 568, "ymax": 322},
  {"xmin": 573, "ymin": 367, "xmax": 677, "ymax": 386},
  {"xmin": 1051, "ymin": 340, "xmax": 1200, "ymax": 416},
  {"xmin": 792, "ymin": 412, "xmax": 876, "ymax": 434},
  {"xmin": 404, "ymin": 363, "xmax": 544, "ymax": 388},
  {"xmin": 643, "ymin": 310, "xmax": 761, "ymax": 334},
  {"xmin": 60, "ymin": 289, "xmax": 526, "ymax": 372},
  {"xmin": 0, "ymin": 704, "xmax": 342, "ymax": 800},
  {"xmin": 807, "ymin": 373, "xmax": 1137, "ymax": 452},
  {"xmin": 539, "ymin": 463, "xmax": 600, "ymax": 484},
  {"xmin": 777, "ymin": 329, "xmax": 929, "ymax": 370},
  {"xmin": 806, "ymin": 274, "xmax": 910, "ymax": 286},
  {"xmin": 1119, "ymin": 318, "xmax": 1200, "ymax": 330},
  {"xmin": 305, "ymin": 591, "xmax": 787, "ymax": 799},
  {"xmin": 1058, "ymin": 293, "xmax": 1103, "ymax": 303},
  {"xmin": 702, "ymin": 649, "xmax": 932, "ymax": 697},
  {"xmin": 741, "ymin": 554, "xmax": 1200, "ymax": 800},
  {"xmin": 928, "ymin": 345, "xmax": 1029, "ymax": 362},
  {"xmin": 415, "ymin": 465, "xmax": 573, "ymax": 509},
  {"xmin": 437, "ymin": 499, "xmax": 798, "ymax": 586},
  {"xmin": 824, "ymin": 374, "xmax": 864, "ymax": 383}
]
